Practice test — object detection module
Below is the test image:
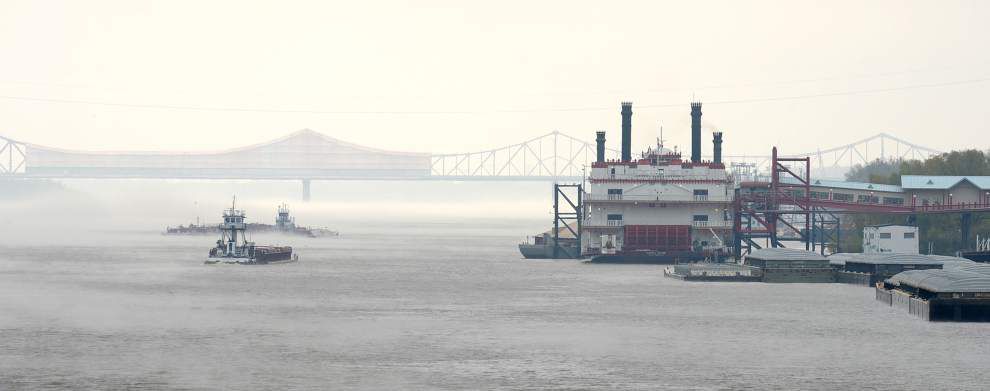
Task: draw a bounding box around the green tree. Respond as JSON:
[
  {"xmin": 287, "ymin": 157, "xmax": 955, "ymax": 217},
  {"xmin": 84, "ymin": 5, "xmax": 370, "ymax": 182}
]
[
  {"xmin": 837, "ymin": 150, "xmax": 990, "ymax": 254},
  {"xmin": 845, "ymin": 159, "xmax": 902, "ymax": 185}
]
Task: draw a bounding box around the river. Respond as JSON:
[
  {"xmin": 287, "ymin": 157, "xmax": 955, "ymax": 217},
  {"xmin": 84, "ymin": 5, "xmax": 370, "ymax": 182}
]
[{"xmin": 1, "ymin": 218, "xmax": 988, "ymax": 390}]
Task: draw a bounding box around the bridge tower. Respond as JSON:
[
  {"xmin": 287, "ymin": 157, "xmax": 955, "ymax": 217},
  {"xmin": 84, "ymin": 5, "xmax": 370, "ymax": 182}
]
[{"xmin": 302, "ymin": 179, "xmax": 311, "ymax": 202}]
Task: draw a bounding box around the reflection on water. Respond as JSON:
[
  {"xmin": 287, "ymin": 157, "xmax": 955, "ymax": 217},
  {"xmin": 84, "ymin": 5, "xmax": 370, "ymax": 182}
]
[{"xmin": 1, "ymin": 221, "xmax": 988, "ymax": 390}]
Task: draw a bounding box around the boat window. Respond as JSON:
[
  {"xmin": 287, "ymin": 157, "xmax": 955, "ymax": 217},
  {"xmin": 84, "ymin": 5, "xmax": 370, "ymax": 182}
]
[
  {"xmin": 693, "ymin": 189, "xmax": 708, "ymax": 196},
  {"xmin": 693, "ymin": 215, "xmax": 709, "ymax": 221},
  {"xmin": 607, "ymin": 214, "xmax": 623, "ymax": 221}
]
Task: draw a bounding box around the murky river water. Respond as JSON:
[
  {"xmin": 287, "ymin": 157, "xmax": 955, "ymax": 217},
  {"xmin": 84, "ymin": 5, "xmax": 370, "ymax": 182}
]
[{"xmin": 2, "ymin": 220, "xmax": 989, "ymax": 390}]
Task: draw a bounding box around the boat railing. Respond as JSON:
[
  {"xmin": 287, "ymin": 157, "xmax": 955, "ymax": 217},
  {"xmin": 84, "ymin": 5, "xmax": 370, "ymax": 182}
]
[
  {"xmin": 692, "ymin": 220, "xmax": 731, "ymax": 228},
  {"xmin": 586, "ymin": 194, "xmax": 731, "ymax": 203}
]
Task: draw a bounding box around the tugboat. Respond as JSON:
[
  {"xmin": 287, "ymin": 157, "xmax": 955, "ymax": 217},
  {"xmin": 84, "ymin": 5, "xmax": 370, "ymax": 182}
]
[
  {"xmin": 274, "ymin": 203, "xmax": 340, "ymax": 238},
  {"xmin": 274, "ymin": 203, "xmax": 296, "ymax": 233},
  {"xmin": 205, "ymin": 197, "xmax": 297, "ymax": 265},
  {"xmin": 518, "ymin": 227, "xmax": 581, "ymax": 259}
]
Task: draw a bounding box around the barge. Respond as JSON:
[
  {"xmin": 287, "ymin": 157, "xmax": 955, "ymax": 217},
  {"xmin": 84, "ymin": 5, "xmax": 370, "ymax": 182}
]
[
  {"xmin": 741, "ymin": 248, "xmax": 834, "ymax": 283},
  {"xmin": 664, "ymin": 263, "xmax": 762, "ymax": 282},
  {"xmin": 167, "ymin": 203, "xmax": 337, "ymax": 238},
  {"xmin": 877, "ymin": 262, "xmax": 990, "ymax": 321},
  {"xmin": 205, "ymin": 198, "xmax": 297, "ymax": 265}
]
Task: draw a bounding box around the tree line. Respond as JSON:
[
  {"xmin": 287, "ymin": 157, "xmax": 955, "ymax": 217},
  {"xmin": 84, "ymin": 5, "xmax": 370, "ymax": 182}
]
[{"xmin": 839, "ymin": 149, "xmax": 990, "ymax": 255}]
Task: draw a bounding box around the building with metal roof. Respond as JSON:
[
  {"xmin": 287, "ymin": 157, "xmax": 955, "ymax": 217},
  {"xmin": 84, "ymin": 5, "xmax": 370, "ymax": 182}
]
[
  {"xmin": 773, "ymin": 175, "xmax": 990, "ymax": 210},
  {"xmin": 814, "ymin": 178, "xmax": 904, "ymax": 193},
  {"xmin": 900, "ymin": 175, "xmax": 990, "ymax": 207},
  {"xmin": 900, "ymin": 176, "xmax": 990, "ymax": 190}
]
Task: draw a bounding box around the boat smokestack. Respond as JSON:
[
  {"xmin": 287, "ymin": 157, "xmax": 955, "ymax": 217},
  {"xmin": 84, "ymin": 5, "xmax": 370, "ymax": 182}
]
[
  {"xmin": 690, "ymin": 102, "xmax": 702, "ymax": 163},
  {"xmin": 595, "ymin": 131, "xmax": 606, "ymax": 163},
  {"xmin": 713, "ymin": 131, "xmax": 723, "ymax": 165},
  {"xmin": 621, "ymin": 102, "xmax": 632, "ymax": 162}
]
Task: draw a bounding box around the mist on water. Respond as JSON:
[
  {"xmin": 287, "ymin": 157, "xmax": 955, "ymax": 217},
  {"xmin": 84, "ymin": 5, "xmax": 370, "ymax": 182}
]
[{"xmin": 0, "ymin": 179, "xmax": 554, "ymax": 246}]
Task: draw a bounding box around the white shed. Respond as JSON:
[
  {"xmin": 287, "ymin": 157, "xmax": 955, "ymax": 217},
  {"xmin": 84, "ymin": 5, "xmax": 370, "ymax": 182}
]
[{"xmin": 863, "ymin": 225, "xmax": 919, "ymax": 254}]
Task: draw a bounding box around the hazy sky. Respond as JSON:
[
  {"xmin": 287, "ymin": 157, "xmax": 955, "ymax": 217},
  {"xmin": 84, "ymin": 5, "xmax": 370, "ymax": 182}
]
[{"xmin": 1, "ymin": 0, "xmax": 987, "ymax": 156}]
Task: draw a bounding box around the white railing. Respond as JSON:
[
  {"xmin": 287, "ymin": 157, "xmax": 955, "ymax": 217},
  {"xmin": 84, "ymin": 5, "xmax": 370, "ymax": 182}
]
[
  {"xmin": 692, "ymin": 220, "xmax": 731, "ymax": 228},
  {"xmin": 693, "ymin": 195, "xmax": 709, "ymax": 201},
  {"xmin": 586, "ymin": 194, "xmax": 729, "ymax": 203},
  {"xmin": 606, "ymin": 220, "xmax": 624, "ymax": 227}
]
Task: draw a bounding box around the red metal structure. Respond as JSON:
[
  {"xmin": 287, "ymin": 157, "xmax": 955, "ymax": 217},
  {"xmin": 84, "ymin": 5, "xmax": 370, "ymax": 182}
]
[
  {"xmin": 734, "ymin": 147, "xmax": 816, "ymax": 256},
  {"xmin": 733, "ymin": 147, "xmax": 990, "ymax": 258}
]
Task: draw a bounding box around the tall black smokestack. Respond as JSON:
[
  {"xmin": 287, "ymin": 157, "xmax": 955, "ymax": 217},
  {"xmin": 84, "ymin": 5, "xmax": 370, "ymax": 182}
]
[
  {"xmin": 713, "ymin": 131, "xmax": 723, "ymax": 165},
  {"xmin": 595, "ymin": 131, "xmax": 606, "ymax": 163},
  {"xmin": 621, "ymin": 102, "xmax": 632, "ymax": 162},
  {"xmin": 690, "ymin": 102, "xmax": 702, "ymax": 163}
]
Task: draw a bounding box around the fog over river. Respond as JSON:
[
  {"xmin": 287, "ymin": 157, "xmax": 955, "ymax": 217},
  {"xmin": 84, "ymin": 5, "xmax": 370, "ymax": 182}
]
[{"xmin": 1, "ymin": 181, "xmax": 988, "ymax": 390}]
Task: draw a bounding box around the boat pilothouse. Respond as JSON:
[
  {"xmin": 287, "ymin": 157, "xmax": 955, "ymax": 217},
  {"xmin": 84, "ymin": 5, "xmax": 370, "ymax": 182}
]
[
  {"xmin": 273, "ymin": 203, "xmax": 339, "ymax": 238},
  {"xmin": 275, "ymin": 203, "xmax": 295, "ymax": 232},
  {"xmin": 206, "ymin": 197, "xmax": 297, "ymax": 265}
]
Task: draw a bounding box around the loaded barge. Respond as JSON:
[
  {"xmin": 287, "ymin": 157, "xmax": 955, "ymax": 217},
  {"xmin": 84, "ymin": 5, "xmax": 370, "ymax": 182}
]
[
  {"xmin": 167, "ymin": 203, "xmax": 338, "ymax": 238},
  {"xmin": 205, "ymin": 198, "xmax": 297, "ymax": 265},
  {"xmin": 876, "ymin": 262, "xmax": 990, "ymax": 321},
  {"xmin": 664, "ymin": 263, "xmax": 762, "ymax": 282}
]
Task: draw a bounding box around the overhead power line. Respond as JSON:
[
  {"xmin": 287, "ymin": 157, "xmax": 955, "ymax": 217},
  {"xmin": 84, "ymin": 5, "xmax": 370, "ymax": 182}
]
[{"xmin": 0, "ymin": 77, "xmax": 986, "ymax": 115}]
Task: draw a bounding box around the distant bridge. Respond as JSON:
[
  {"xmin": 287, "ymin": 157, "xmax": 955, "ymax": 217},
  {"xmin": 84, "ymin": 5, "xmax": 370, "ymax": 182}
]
[
  {"xmin": 721, "ymin": 132, "xmax": 942, "ymax": 178},
  {"xmin": 1, "ymin": 129, "xmax": 943, "ymax": 198}
]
